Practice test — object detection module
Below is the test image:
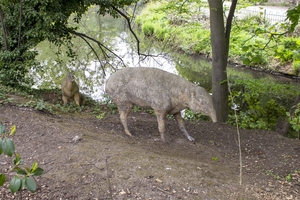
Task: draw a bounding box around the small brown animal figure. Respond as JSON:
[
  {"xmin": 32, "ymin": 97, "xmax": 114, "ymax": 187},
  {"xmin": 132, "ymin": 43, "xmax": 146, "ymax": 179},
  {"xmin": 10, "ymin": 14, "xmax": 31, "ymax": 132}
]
[
  {"xmin": 61, "ymin": 72, "xmax": 83, "ymax": 106},
  {"xmin": 105, "ymin": 67, "xmax": 217, "ymax": 142}
]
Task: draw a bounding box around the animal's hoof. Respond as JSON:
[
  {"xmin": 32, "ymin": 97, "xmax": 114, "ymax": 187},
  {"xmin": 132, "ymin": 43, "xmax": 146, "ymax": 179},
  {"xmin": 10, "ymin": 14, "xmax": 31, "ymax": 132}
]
[
  {"xmin": 187, "ymin": 135, "xmax": 195, "ymax": 142},
  {"xmin": 125, "ymin": 132, "xmax": 133, "ymax": 137}
]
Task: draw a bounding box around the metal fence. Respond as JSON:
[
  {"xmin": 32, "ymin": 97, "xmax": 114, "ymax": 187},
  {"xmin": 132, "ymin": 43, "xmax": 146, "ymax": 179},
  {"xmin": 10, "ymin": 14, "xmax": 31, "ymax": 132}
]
[{"xmin": 235, "ymin": 8, "xmax": 287, "ymax": 24}]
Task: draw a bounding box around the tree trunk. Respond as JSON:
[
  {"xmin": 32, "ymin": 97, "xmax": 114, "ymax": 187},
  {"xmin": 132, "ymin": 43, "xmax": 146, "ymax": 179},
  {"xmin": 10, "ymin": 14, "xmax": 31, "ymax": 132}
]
[
  {"xmin": 0, "ymin": 5, "xmax": 8, "ymax": 50},
  {"xmin": 208, "ymin": 0, "xmax": 229, "ymax": 122}
]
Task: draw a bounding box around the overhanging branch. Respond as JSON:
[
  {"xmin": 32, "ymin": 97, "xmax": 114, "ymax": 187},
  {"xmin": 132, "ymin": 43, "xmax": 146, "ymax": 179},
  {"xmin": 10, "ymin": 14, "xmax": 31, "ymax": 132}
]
[
  {"xmin": 225, "ymin": 0, "xmax": 237, "ymax": 52},
  {"xmin": 111, "ymin": 5, "xmax": 142, "ymax": 56},
  {"xmin": 70, "ymin": 30, "xmax": 127, "ymax": 74},
  {"xmin": 111, "ymin": 5, "xmax": 169, "ymax": 62}
]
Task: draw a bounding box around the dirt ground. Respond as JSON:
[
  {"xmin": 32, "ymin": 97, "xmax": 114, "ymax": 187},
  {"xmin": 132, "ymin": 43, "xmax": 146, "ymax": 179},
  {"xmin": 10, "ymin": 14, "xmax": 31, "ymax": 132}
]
[{"xmin": 0, "ymin": 94, "xmax": 300, "ymax": 200}]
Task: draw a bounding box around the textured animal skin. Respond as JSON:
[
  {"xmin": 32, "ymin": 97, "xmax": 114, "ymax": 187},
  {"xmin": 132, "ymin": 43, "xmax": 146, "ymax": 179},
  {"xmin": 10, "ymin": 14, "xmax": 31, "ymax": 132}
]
[{"xmin": 105, "ymin": 67, "xmax": 217, "ymax": 142}]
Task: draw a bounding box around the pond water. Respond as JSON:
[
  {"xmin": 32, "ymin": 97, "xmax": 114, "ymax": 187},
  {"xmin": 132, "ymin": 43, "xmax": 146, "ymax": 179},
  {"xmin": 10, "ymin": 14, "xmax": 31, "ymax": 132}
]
[{"xmin": 32, "ymin": 6, "xmax": 299, "ymax": 102}]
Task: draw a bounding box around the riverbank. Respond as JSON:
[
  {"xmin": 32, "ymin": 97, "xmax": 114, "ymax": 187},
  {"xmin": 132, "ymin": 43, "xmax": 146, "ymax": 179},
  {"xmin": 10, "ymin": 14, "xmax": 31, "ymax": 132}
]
[{"xmin": 135, "ymin": 1, "xmax": 300, "ymax": 76}]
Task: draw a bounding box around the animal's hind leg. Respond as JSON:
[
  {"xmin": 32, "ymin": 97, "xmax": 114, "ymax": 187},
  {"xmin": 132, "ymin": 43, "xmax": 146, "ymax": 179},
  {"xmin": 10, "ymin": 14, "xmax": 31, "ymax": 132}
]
[
  {"xmin": 155, "ymin": 111, "xmax": 167, "ymax": 142},
  {"xmin": 118, "ymin": 103, "xmax": 133, "ymax": 137},
  {"xmin": 174, "ymin": 112, "xmax": 194, "ymax": 142}
]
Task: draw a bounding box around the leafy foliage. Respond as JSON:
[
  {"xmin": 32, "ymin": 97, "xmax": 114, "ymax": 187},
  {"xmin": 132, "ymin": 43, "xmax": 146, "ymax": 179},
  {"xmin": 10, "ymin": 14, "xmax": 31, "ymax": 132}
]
[
  {"xmin": 0, "ymin": 0, "xmax": 137, "ymax": 87},
  {"xmin": 0, "ymin": 124, "xmax": 44, "ymax": 193},
  {"xmin": 228, "ymin": 77, "xmax": 298, "ymax": 131},
  {"xmin": 287, "ymin": 4, "xmax": 300, "ymax": 32},
  {"xmin": 137, "ymin": 1, "xmax": 300, "ymax": 73},
  {"xmin": 287, "ymin": 103, "xmax": 300, "ymax": 139},
  {"xmin": 100, "ymin": 93, "xmax": 118, "ymax": 114},
  {"xmin": 183, "ymin": 108, "xmax": 210, "ymax": 121}
]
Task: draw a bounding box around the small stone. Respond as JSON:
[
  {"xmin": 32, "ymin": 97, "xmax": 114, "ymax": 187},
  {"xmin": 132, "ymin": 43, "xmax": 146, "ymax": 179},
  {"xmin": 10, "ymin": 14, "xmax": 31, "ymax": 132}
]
[
  {"xmin": 72, "ymin": 135, "xmax": 80, "ymax": 142},
  {"xmin": 119, "ymin": 189, "xmax": 126, "ymax": 196},
  {"xmin": 155, "ymin": 178, "xmax": 163, "ymax": 183}
]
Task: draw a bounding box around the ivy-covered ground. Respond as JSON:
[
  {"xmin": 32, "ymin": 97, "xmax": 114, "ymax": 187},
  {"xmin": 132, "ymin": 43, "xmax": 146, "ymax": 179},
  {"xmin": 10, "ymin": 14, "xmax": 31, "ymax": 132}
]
[{"xmin": 0, "ymin": 92, "xmax": 299, "ymax": 199}]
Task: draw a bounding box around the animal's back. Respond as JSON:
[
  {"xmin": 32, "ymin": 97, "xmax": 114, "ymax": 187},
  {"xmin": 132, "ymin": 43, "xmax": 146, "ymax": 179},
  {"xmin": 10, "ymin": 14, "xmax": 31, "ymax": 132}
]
[{"xmin": 105, "ymin": 67, "xmax": 195, "ymax": 109}]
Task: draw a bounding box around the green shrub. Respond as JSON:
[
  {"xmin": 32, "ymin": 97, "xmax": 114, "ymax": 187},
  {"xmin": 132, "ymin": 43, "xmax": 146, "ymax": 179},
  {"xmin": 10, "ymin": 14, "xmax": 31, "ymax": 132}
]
[
  {"xmin": 228, "ymin": 77, "xmax": 296, "ymax": 130},
  {"xmin": 293, "ymin": 60, "xmax": 300, "ymax": 75},
  {"xmin": 137, "ymin": 1, "xmax": 300, "ymax": 70},
  {"xmin": 287, "ymin": 103, "xmax": 300, "ymax": 139},
  {"xmin": 275, "ymin": 38, "xmax": 300, "ymax": 64},
  {"xmin": 183, "ymin": 108, "xmax": 210, "ymax": 121},
  {"xmin": 154, "ymin": 24, "xmax": 169, "ymax": 41},
  {"xmin": 0, "ymin": 124, "xmax": 44, "ymax": 193},
  {"xmin": 142, "ymin": 22, "xmax": 155, "ymax": 36}
]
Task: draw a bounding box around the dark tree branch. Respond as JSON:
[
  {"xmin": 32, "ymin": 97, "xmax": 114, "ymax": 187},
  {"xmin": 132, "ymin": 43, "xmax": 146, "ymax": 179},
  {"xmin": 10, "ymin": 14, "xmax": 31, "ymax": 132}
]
[
  {"xmin": 179, "ymin": 0, "xmax": 189, "ymax": 13},
  {"xmin": 74, "ymin": 33, "xmax": 106, "ymax": 76},
  {"xmin": 70, "ymin": 30, "xmax": 127, "ymax": 74},
  {"xmin": 111, "ymin": 5, "xmax": 170, "ymax": 64},
  {"xmin": 242, "ymin": 29, "xmax": 289, "ymax": 51},
  {"xmin": 111, "ymin": 5, "xmax": 142, "ymax": 56},
  {"xmin": 225, "ymin": 0, "xmax": 237, "ymax": 53},
  {"xmin": 70, "ymin": 4, "xmax": 178, "ymax": 75}
]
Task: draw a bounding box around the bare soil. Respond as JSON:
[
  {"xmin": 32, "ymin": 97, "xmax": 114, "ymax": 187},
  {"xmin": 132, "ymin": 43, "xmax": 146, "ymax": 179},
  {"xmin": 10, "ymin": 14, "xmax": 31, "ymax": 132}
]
[{"xmin": 0, "ymin": 93, "xmax": 299, "ymax": 200}]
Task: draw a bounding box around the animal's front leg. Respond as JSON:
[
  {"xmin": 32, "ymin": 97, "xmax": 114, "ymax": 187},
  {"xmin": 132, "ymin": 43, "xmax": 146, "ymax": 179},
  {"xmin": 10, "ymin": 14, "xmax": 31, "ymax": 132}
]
[
  {"xmin": 74, "ymin": 93, "xmax": 81, "ymax": 106},
  {"xmin": 62, "ymin": 95, "xmax": 69, "ymax": 105},
  {"xmin": 174, "ymin": 112, "xmax": 194, "ymax": 142},
  {"xmin": 155, "ymin": 111, "xmax": 167, "ymax": 142}
]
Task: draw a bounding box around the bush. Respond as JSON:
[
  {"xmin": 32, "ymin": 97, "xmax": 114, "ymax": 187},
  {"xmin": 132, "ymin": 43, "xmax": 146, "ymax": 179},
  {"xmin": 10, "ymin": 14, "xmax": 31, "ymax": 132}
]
[
  {"xmin": 227, "ymin": 77, "xmax": 297, "ymax": 130},
  {"xmin": 293, "ymin": 60, "xmax": 300, "ymax": 75},
  {"xmin": 0, "ymin": 124, "xmax": 44, "ymax": 193},
  {"xmin": 138, "ymin": 1, "xmax": 300, "ymax": 69},
  {"xmin": 142, "ymin": 22, "xmax": 155, "ymax": 36},
  {"xmin": 287, "ymin": 103, "xmax": 300, "ymax": 139}
]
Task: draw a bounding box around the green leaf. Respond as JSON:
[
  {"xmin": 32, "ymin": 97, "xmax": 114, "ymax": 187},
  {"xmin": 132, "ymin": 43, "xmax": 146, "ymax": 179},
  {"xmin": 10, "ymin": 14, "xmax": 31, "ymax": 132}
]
[
  {"xmin": 0, "ymin": 124, "xmax": 5, "ymax": 134},
  {"xmin": 241, "ymin": 57, "xmax": 251, "ymax": 65},
  {"xmin": 2, "ymin": 138, "xmax": 15, "ymax": 156},
  {"xmin": 25, "ymin": 177, "xmax": 37, "ymax": 192},
  {"xmin": 287, "ymin": 5, "xmax": 300, "ymax": 32},
  {"xmin": 31, "ymin": 162, "xmax": 38, "ymax": 173},
  {"xmin": 32, "ymin": 167, "xmax": 44, "ymax": 176},
  {"xmin": 211, "ymin": 156, "xmax": 219, "ymax": 161},
  {"xmin": 9, "ymin": 176, "xmax": 22, "ymax": 193},
  {"xmin": 241, "ymin": 45, "xmax": 250, "ymax": 51},
  {"xmin": 17, "ymin": 169, "xmax": 28, "ymax": 176},
  {"xmin": 14, "ymin": 153, "xmax": 21, "ymax": 165},
  {"xmin": 10, "ymin": 124, "xmax": 16, "ymax": 135},
  {"xmin": 0, "ymin": 174, "xmax": 6, "ymax": 186},
  {"xmin": 252, "ymin": 55, "xmax": 262, "ymax": 64}
]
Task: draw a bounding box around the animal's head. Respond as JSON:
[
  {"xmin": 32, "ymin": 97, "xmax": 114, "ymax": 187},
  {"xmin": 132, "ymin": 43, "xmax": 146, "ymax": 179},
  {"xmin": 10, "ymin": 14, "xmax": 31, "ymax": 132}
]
[
  {"xmin": 189, "ymin": 87, "xmax": 217, "ymax": 123},
  {"xmin": 66, "ymin": 72, "xmax": 75, "ymax": 82}
]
